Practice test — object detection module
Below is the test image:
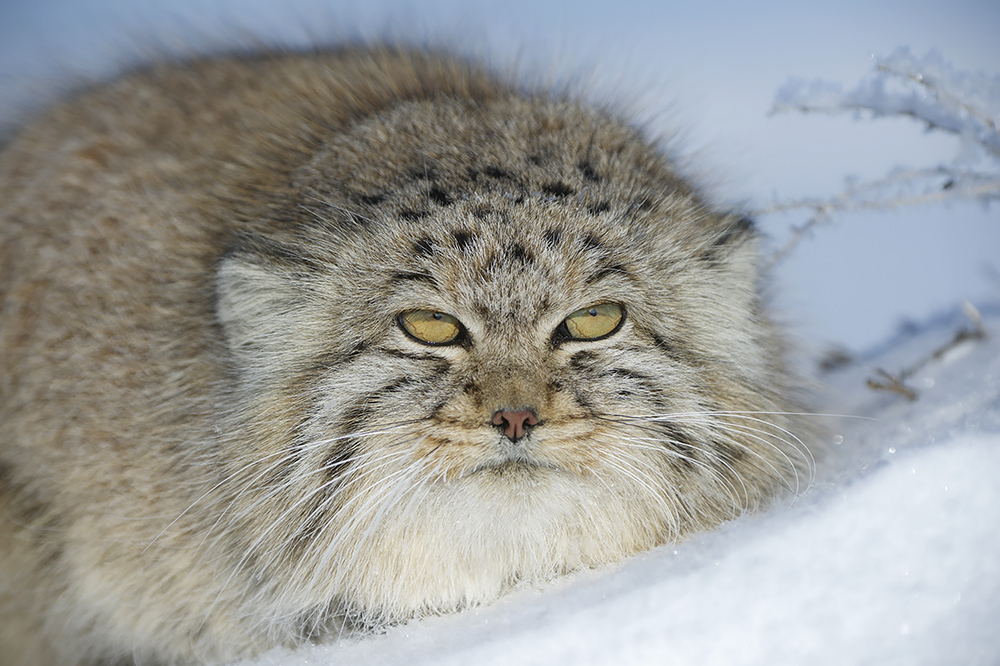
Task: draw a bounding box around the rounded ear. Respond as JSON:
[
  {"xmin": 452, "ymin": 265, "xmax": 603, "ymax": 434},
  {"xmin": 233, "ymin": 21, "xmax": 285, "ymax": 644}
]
[
  {"xmin": 710, "ymin": 215, "xmax": 762, "ymax": 284},
  {"xmin": 215, "ymin": 252, "xmax": 309, "ymax": 365}
]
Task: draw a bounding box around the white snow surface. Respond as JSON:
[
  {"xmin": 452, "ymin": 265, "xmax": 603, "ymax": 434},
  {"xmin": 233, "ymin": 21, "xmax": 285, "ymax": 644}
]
[{"xmin": 245, "ymin": 307, "xmax": 1000, "ymax": 666}]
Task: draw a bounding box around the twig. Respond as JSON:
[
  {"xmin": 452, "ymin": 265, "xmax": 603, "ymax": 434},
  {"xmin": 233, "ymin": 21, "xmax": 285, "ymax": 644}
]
[
  {"xmin": 866, "ymin": 370, "xmax": 918, "ymax": 401},
  {"xmin": 865, "ymin": 302, "xmax": 988, "ymax": 401}
]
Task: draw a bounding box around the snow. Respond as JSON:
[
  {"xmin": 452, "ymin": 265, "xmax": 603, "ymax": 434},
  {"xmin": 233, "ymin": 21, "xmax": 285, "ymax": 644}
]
[{"xmin": 245, "ymin": 306, "xmax": 1000, "ymax": 666}]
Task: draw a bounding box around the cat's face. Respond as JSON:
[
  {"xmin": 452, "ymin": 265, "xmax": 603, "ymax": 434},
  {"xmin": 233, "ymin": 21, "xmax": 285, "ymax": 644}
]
[{"xmin": 214, "ymin": 98, "xmax": 809, "ymax": 626}]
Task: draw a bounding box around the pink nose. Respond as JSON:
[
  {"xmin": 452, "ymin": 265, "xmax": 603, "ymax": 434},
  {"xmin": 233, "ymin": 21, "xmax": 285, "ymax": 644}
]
[{"xmin": 492, "ymin": 409, "xmax": 539, "ymax": 442}]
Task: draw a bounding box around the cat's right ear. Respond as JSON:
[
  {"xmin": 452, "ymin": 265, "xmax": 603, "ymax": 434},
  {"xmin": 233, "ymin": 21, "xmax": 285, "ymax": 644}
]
[{"xmin": 215, "ymin": 241, "xmax": 313, "ymax": 365}]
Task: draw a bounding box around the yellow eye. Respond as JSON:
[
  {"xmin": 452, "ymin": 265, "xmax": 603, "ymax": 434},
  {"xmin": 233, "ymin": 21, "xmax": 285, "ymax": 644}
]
[
  {"xmin": 563, "ymin": 303, "xmax": 624, "ymax": 340},
  {"xmin": 398, "ymin": 310, "xmax": 464, "ymax": 345}
]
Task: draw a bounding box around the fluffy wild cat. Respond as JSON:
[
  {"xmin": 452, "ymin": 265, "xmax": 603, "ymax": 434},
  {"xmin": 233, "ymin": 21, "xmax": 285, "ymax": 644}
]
[{"xmin": 0, "ymin": 47, "xmax": 812, "ymax": 665}]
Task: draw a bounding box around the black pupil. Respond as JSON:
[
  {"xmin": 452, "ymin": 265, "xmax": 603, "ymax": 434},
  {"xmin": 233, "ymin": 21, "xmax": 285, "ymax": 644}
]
[
  {"xmin": 433, "ymin": 312, "xmax": 442, "ymax": 320},
  {"xmin": 588, "ymin": 308, "xmax": 598, "ymax": 316}
]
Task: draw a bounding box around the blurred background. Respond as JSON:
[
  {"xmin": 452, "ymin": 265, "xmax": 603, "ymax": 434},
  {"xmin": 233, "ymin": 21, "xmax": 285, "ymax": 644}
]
[{"xmin": 2, "ymin": 0, "xmax": 997, "ymax": 353}]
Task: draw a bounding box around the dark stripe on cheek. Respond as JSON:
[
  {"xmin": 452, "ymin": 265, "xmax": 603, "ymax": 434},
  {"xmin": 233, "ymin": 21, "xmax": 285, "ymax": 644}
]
[
  {"xmin": 322, "ymin": 436, "xmax": 361, "ymax": 483},
  {"xmin": 300, "ymin": 343, "xmax": 369, "ymax": 378},
  {"xmin": 569, "ymin": 350, "xmax": 599, "ymax": 371},
  {"xmin": 368, "ymin": 377, "xmax": 418, "ymax": 401},
  {"xmin": 658, "ymin": 423, "xmax": 698, "ymax": 471},
  {"xmin": 605, "ymin": 367, "xmax": 655, "ymax": 383},
  {"xmin": 335, "ymin": 404, "xmax": 372, "ymax": 440},
  {"xmin": 713, "ymin": 437, "xmax": 748, "ymax": 463},
  {"xmin": 649, "ymin": 332, "xmax": 691, "ymax": 365}
]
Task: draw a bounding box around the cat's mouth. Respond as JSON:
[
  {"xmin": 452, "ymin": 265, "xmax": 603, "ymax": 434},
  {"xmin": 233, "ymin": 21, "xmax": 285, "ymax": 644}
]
[
  {"xmin": 466, "ymin": 445, "xmax": 562, "ymax": 477},
  {"xmin": 470, "ymin": 459, "xmax": 559, "ymax": 478}
]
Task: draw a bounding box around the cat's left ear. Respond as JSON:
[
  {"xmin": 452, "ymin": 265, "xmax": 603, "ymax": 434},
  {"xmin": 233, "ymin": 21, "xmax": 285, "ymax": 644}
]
[
  {"xmin": 706, "ymin": 215, "xmax": 761, "ymax": 279},
  {"xmin": 710, "ymin": 215, "xmax": 757, "ymax": 253}
]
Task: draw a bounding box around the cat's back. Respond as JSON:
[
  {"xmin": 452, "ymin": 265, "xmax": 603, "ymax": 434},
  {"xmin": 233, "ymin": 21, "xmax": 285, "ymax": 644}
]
[{"xmin": 0, "ymin": 48, "xmax": 506, "ymax": 270}]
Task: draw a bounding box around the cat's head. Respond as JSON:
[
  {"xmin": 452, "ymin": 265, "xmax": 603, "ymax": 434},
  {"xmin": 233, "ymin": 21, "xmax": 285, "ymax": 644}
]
[{"xmin": 213, "ymin": 96, "xmax": 811, "ymax": 627}]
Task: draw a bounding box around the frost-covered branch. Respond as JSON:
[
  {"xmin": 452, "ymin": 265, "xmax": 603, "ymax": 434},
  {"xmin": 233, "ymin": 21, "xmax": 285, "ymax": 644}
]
[{"xmin": 761, "ymin": 48, "xmax": 1000, "ymax": 267}]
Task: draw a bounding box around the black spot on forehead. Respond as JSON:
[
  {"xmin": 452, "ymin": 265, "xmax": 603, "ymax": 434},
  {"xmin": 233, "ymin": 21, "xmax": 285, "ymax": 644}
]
[
  {"xmin": 577, "ymin": 160, "xmax": 601, "ymax": 182},
  {"xmin": 483, "ymin": 165, "xmax": 513, "ymax": 181},
  {"xmin": 300, "ymin": 343, "xmax": 369, "ymax": 377},
  {"xmin": 400, "ymin": 209, "xmax": 430, "ymax": 222},
  {"xmin": 472, "ymin": 205, "xmax": 495, "ymax": 221},
  {"xmin": 412, "ymin": 237, "xmax": 435, "ymax": 257},
  {"xmin": 625, "ymin": 197, "xmax": 654, "ymax": 219},
  {"xmin": 588, "ymin": 201, "xmax": 611, "ymax": 216},
  {"xmin": 428, "ymin": 187, "xmax": 453, "ymax": 206},
  {"xmin": 507, "ymin": 242, "xmax": 533, "ymax": 265},
  {"xmin": 543, "ymin": 228, "xmax": 562, "ymax": 248},
  {"xmin": 356, "ymin": 192, "xmax": 386, "ymax": 206},
  {"xmin": 542, "ymin": 182, "xmax": 574, "ymax": 197},
  {"xmin": 452, "ymin": 230, "xmax": 473, "ymax": 253},
  {"xmin": 581, "ymin": 233, "xmax": 603, "ymax": 251}
]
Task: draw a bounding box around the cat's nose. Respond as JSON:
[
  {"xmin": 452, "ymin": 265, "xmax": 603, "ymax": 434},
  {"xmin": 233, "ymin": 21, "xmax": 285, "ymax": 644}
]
[{"xmin": 491, "ymin": 409, "xmax": 539, "ymax": 442}]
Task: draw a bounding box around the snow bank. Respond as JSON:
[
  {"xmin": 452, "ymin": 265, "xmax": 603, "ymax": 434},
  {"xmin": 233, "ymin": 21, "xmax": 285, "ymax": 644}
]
[{"xmin": 246, "ymin": 305, "xmax": 1000, "ymax": 666}]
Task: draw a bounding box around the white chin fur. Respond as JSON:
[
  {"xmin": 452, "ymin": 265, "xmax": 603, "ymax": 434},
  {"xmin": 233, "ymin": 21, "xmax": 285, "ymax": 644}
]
[{"xmin": 277, "ymin": 467, "xmax": 652, "ymax": 625}]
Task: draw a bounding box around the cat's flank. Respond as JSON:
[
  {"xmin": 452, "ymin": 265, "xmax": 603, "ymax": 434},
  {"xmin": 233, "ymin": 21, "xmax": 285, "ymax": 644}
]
[{"xmin": 0, "ymin": 47, "xmax": 812, "ymax": 665}]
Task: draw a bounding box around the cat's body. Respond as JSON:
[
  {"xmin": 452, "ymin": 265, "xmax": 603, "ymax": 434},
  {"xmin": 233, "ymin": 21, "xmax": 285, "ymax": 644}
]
[{"xmin": 0, "ymin": 48, "xmax": 811, "ymax": 665}]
